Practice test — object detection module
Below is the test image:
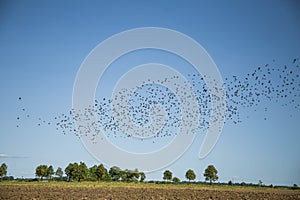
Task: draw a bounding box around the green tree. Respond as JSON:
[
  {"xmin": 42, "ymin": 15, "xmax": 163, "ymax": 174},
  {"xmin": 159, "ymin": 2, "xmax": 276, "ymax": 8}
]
[
  {"xmin": 172, "ymin": 177, "xmax": 180, "ymax": 183},
  {"xmin": 121, "ymin": 169, "xmax": 139, "ymax": 182},
  {"xmin": 0, "ymin": 163, "xmax": 7, "ymax": 178},
  {"xmin": 139, "ymin": 172, "xmax": 146, "ymax": 182},
  {"xmin": 109, "ymin": 166, "xmax": 122, "ymax": 181},
  {"xmin": 133, "ymin": 168, "xmax": 140, "ymax": 182},
  {"xmin": 65, "ymin": 162, "xmax": 79, "ymax": 182},
  {"xmin": 78, "ymin": 162, "xmax": 88, "ymax": 181},
  {"xmin": 95, "ymin": 164, "xmax": 108, "ymax": 181},
  {"xmin": 291, "ymin": 184, "xmax": 299, "ymax": 190},
  {"xmin": 55, "ymin": 167, "xmax": 63, "ymax": 180},
  {"xmin": 185, "ymin": 169, "xmax": 196, "ymax": 182},
  {"xmin": 163, "ymin": 170, "xmax": 172, "ymax": 182},
  {"xmin": 64, "ymin": 162, "xmax": 88, "ymax": 182},
  {"xmin": 65, "ymin": 163, "xmax": 73, "ymax": 181},
  {"xmin": 88, "ymin": 165, "xmax": 98, "ymax": 181},
  {"xmin": 121, "ymin": 170, "xmax": 130, "ymax": 182},
  {"xmin": 204, "ymin": 165, "xmax": 218, "ymax": 184},
  {"xmin": 47, "ymin": 165, "xmax": 54, "ymax": 180},
  {"xmin": 35, "ymin": 165, "xmax": 48, "ymax": 180}
]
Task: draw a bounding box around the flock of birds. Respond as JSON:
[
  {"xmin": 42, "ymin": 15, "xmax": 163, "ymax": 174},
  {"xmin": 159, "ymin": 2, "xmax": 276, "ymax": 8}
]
[{"xmin": 16, "ymin": 58, "xmax": 300, "ymax": 143}]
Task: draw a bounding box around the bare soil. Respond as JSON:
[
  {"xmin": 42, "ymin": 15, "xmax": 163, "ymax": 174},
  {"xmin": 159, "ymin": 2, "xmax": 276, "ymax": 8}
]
[{"xmin": 1, "ymin": 185, "xmax": 300, "ymax": 200}]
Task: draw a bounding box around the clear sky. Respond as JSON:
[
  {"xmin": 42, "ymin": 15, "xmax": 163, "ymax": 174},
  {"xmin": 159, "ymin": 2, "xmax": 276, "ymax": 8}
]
[{"xmin": 0, "ymin": 0, "xmax": 299, "ymax": 186}]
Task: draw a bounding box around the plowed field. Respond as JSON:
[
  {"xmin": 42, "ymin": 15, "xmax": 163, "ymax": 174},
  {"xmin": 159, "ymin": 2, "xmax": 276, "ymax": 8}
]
[{"xmin": 1, "ymin": 184, "xmax": 300, "ymax": 200}]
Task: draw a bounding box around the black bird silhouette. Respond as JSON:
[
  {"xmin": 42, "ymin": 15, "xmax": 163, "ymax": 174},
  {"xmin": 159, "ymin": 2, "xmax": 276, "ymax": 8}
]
[{"xmin": 15, "ymin": 59, "xmax": 300, "ymax": 144}]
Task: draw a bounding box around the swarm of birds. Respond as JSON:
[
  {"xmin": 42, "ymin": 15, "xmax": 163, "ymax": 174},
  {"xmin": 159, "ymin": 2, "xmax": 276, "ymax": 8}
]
[{"xmin": 16, "ymin": 58, "xmax": 300, "ymax": 143}]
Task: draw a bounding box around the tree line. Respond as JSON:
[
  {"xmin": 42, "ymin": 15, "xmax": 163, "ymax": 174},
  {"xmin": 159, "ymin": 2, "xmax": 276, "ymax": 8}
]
[
  {"xmin": 0, "ymin": 161, "xmax": 217, "ymax": 183},
  {"xmin": 34, "ymin": 162, "xmax": 217, "ymax": 183},
  {"xmin": 2, "ymin": 161, "xmax": 298, "ymax": 189},
  {"xmin": 34, "ymin": 162, "xmax": 146, "ymax": 182}
]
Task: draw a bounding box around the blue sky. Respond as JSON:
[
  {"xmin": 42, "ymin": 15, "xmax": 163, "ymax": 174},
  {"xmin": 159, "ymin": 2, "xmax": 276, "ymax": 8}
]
[{"xmin": 0, "ymin": 0, "xmax": 299, "ymax": 186}]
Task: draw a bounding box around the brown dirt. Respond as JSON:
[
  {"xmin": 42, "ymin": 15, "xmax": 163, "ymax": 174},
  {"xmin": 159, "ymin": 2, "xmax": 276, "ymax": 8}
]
[{"xmin": 0, "ymin": 185, "xmax": 300, "ymax": 200}]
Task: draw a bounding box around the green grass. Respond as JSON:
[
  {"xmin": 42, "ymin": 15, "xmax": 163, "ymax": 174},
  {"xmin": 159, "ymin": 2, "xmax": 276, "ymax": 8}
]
[{"xmin": 0, "ymin": 180, "xmax": 292, "ymax": 191}]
